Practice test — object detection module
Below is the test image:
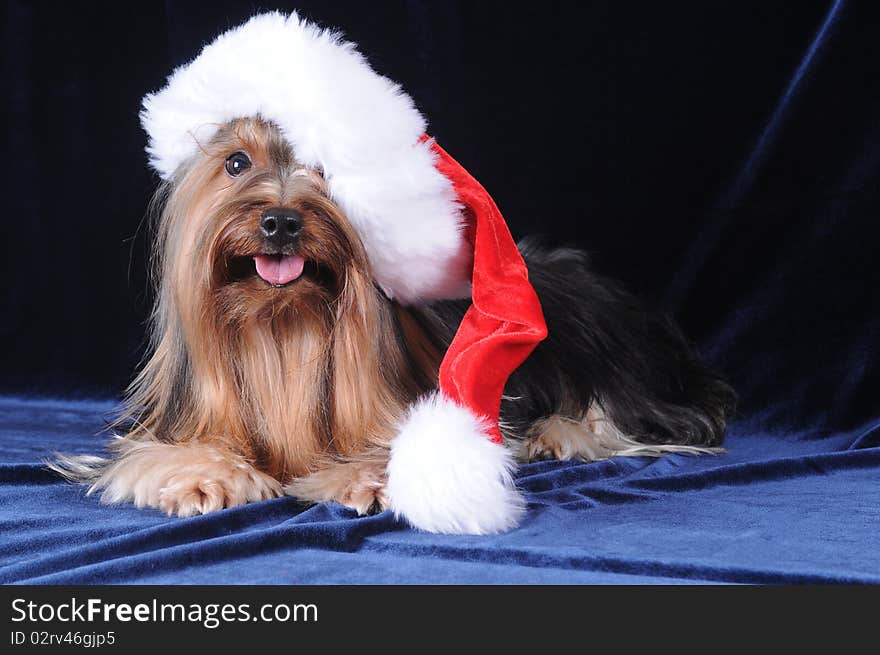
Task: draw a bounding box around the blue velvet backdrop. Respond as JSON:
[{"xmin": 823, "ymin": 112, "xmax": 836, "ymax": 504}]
[{"xmin": 1, "ymin": 0, "xmax": 878, "ymax": 583}]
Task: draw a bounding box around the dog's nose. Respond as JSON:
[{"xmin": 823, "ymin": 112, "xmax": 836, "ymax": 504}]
[{"xmin": 260, "ymin": 208, "xmax": 303, "ymax": 248}]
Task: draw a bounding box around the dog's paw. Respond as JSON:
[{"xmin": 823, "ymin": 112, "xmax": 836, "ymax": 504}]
[
  {"xmin": 285, "ymin": 457, "xmax": 389, "ymax": 516},
  {"xmin": 155, "ymin": 457, "xmax": 282, "ymax": 517},
  {"xmin": 523, "ymin": 413, "xmax": 722, "ymax": 463},
  {"xmin": 524, "ymin": 425, "xmax": 586, "ymax": 461},
  {"xmin": 523, "ymin": 414, "xmax": 624, "ymax": 462},
  {"xmin": 84, "ymin": 441, "xmax": 283, "ymax": 516}
]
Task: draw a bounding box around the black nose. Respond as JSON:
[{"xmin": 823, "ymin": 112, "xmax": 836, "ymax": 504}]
[{"xmin": 260, "ymin": 208, "xmax": 303, "ymax": 249}]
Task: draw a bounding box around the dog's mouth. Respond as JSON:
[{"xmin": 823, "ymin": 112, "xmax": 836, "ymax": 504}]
[
  {"xmin": 253, "ymin": 254, "xmax": 306, "ymax": 286},
  {"xmin": 225, "ymin": 254, "xmax": 325, "ymax": 288}
]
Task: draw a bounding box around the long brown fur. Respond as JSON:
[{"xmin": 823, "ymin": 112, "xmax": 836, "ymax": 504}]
[
  {"xmin": 50, "ymin": 117, "xmax": 732, "ymax": 519},
  {"xmin": 53, "ymin": 118, "xmax": 438, "ymax": 515}
]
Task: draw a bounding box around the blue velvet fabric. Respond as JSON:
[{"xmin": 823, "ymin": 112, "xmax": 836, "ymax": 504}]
[{"xmin": 1, "ymin": 396, "xmax": 878, "ymax": 584}]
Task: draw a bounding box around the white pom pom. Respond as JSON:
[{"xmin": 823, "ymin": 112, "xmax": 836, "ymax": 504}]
[{"xmin": 386, "ymin": 393, "xmax": 525, "ymax": 535}]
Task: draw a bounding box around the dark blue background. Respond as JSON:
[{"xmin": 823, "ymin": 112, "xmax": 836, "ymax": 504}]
[{"xmin": 2, "ymin": 1, "xmax": 878, "ymax": 583}]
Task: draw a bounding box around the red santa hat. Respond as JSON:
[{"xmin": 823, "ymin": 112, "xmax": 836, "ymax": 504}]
[{"xmin": 140, "ymin": 12, "xmax": 547, "ymax": 534}]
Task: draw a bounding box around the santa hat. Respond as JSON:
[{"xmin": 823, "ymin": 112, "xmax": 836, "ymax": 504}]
[{"xmin": 140, "ymin": 12, "xmax": 547, "ymax": 534}]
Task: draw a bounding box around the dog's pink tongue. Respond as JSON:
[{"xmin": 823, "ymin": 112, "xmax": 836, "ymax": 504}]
[{"xmin": 254, "ymin": 254, "xmax": 306, "ymax": 285}]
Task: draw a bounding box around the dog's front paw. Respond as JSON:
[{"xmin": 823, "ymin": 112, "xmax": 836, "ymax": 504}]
[
  {"xmin": 285, "ymin": 457, "xmax": 390, "ymax": 516},
  {"xmin": 80, "ymin": 441, "xmax": 283, "ymax": 516},
  {"xmin": 157, "ymin": 460, "xmax": 282, "ymax": 517}
]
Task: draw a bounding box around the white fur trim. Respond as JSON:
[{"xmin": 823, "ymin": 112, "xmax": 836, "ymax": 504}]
[
  {"xmin": 140, "ymin": 12, "xmax": 470, "ymax": 303},
  {"xmin": 386, "ymin": 393, "xmax": 525, "ymax": 534}
]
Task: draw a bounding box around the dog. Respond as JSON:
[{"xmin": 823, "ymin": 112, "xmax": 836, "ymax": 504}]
[
  {"xmin": 52, "ymin": 115, "xmax": 735, "ymax": 525},
  {"xmin": 51, "ymin": 11, "xmax": 736, "ymax": 534}
]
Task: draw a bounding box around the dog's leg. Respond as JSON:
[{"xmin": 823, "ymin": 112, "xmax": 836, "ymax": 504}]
[
  {"xmin": 521, "ymin": 405, "xmax": 723, "ymax": 463},
  {"xmin": 284, "ymin": 448, "xmax": 390, "ymax": 515},
  {"xmin": 50, "ymin": 439, "xmax": 282, "ymax": 517}
]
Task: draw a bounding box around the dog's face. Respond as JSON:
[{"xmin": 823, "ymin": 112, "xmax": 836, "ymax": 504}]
[
  {"xmin": 159, "ymin": 117, "xmax": 370, "ymax": 327},
  {"xmin": 143, "ymin": 117, "xmax": 432, "ymax": 475}
]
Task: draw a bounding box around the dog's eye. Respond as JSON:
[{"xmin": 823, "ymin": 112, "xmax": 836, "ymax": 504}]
[{"xmin": 225, "ymin": 151, "xmax": 252, "ymax": 177}]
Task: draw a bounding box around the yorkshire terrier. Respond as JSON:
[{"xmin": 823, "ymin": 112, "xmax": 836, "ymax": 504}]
[{"xmin": 53, "ymin": 116, "xmax": 735, "ymax": 525}]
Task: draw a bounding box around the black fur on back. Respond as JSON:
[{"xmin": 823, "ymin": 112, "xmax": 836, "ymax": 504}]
[{"xmin": 412, "ymin": 238, "xmax": 736, "ymax": 446}]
